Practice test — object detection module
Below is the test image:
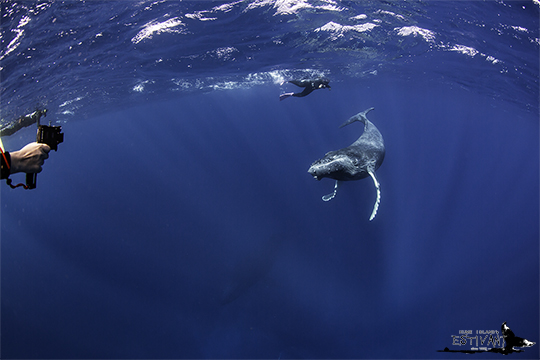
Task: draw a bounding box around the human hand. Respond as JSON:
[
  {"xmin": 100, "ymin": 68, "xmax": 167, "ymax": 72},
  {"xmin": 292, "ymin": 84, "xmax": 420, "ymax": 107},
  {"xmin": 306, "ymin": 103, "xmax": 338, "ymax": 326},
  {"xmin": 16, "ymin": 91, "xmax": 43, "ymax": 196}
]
[{"xmin": 9, "ymin": 142, "xmax": 51, "ymax": 174}]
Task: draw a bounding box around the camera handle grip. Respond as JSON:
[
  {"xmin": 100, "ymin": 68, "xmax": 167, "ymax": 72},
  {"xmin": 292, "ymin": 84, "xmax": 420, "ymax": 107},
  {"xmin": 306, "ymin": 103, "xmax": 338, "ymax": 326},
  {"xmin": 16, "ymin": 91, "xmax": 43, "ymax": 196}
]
[
  {"xmin": 25, "ymin": 124, "xmax": 62, "ymax": 189},
  {"xmin": 26, "ymin": 173, "xmax": 37, "ymax": 189}
]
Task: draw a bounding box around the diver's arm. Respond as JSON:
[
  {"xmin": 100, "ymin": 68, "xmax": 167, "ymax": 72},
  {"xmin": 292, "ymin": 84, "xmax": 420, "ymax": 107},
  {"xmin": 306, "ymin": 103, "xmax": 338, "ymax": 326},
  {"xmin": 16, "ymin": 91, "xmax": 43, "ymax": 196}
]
[{"xmin": 289, "ymin": 79, "xmax": 310, "ymax": 87}]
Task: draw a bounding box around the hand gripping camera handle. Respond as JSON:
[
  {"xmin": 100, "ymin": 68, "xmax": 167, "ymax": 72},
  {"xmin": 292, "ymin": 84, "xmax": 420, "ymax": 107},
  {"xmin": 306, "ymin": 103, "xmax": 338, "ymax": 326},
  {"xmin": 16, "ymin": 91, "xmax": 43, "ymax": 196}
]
[{"xmin": 25, "ymin": 124, "xmax": 63, "ymax": 189}]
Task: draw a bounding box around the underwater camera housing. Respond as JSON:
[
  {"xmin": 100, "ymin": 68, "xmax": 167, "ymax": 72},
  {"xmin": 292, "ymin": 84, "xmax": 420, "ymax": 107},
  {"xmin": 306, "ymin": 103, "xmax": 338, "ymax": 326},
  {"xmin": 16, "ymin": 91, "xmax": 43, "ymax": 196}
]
[
  {"xmin": 25, "ymin": 113, "xmax": 64, "ymax": 189},
  {"xmin": 37, "ymin": 124, "xmax": 64, "ymax": 151}
]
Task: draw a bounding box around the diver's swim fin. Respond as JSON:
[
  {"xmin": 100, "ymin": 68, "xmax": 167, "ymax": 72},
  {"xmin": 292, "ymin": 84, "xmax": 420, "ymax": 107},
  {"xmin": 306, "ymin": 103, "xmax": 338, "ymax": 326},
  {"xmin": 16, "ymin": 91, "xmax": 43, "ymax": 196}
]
[{"xmin": 279, "ymin": 93, "xmax": 294, "ymax": 101}]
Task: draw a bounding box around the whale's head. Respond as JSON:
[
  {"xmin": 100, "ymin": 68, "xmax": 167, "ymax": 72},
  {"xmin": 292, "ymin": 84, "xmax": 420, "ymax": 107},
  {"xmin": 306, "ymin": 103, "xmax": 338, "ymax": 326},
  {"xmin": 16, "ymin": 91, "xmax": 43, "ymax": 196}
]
[{"xmin": 308, "ymin": 151, "xmax": 366, "ymax": 181}]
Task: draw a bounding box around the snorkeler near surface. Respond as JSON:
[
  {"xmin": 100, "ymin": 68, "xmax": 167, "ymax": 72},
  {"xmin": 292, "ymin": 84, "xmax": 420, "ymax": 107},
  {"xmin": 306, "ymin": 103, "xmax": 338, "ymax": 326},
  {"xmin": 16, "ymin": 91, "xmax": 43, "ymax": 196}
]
[
  {"xmin": 279, "ymin": 78, "xmax": 331, "ymax": 100},
  {"xmin": 0, "ymin": 109, "xmax": 48, "ymax": 137}
]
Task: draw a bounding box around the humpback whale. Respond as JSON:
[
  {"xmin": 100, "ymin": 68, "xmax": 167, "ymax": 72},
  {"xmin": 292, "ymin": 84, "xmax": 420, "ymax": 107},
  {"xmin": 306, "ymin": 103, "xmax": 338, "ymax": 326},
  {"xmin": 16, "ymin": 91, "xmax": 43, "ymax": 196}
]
[{"xmin": 308, "ymin": 107, "xmax": 385, "ymax": 220}]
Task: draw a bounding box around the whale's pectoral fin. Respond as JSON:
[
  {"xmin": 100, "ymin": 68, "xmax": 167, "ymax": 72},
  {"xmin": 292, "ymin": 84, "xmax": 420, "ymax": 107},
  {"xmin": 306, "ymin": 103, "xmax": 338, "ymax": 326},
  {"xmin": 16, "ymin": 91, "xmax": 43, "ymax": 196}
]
[
  {"xmin": 367, "ymin": 170, "xmax": 381, "ymax": 221},
  {"xmin": 322, "ymin": 180, "xmax": 341, "ymax": 201}
]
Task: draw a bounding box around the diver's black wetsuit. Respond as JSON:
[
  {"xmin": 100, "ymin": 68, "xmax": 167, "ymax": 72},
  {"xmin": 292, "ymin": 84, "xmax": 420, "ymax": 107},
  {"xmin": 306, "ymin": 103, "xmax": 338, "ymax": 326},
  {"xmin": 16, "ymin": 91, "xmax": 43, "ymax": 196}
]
[{"xmin": 280, "ymin": 78, "xmax": 331, "ymax": 100}]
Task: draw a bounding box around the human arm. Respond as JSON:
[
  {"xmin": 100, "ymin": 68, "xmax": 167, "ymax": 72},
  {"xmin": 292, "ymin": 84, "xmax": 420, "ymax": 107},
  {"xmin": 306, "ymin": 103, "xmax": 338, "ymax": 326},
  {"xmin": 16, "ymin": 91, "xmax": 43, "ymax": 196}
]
[{"xmin": 8, "ymin": 142, "xmax": 51, "ymax": 174}]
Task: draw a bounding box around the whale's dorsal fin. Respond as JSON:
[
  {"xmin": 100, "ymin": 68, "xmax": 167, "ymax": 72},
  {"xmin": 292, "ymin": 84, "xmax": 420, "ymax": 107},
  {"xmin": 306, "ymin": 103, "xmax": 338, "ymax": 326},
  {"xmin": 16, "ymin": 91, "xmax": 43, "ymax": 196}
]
[
  {"xmin": 322, "ymin": 180, "xmax": 341, "ymax": 201},
  {"xmin": 367, "ymin": 169, "xmax": 381, "ymax": 221}
]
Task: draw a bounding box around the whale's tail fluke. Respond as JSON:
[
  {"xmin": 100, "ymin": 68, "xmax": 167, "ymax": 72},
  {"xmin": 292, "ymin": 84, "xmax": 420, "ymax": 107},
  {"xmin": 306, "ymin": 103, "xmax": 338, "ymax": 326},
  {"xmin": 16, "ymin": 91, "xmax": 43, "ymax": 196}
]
[{"xmin": 339, "ymin": 107, "xmax": 375, "ymax": 128}]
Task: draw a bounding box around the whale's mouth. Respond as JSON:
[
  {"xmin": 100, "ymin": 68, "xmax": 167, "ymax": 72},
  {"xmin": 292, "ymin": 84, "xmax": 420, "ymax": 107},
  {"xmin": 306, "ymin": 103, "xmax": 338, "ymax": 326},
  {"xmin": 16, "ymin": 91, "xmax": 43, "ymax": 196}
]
[
  {"xmin": 308, "ymin": 155, "xmax": 351, "ymax": 179},
  {"xmin": 308, "ymin": 165, "xmax": 323, "ymax": 180}
]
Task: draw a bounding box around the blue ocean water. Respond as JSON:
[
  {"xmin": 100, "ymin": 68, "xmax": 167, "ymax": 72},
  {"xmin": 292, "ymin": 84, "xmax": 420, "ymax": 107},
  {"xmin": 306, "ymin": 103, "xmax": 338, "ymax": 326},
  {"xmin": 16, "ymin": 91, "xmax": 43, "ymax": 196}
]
[{"xmin": 1, "ymin": 1, "xmax": 538, "ymax": 359}]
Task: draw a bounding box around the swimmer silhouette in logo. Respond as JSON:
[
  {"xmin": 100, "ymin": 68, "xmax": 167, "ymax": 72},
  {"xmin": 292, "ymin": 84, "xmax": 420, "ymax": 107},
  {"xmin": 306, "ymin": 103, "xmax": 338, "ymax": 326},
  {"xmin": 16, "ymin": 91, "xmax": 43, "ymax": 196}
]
[
  {"xmin": 438, "ymin": 321, "xmax": 536, "ymax": 355},
  {"xmin": 501, "ymin": 321, "xmax": 535, "ymax": 352}
]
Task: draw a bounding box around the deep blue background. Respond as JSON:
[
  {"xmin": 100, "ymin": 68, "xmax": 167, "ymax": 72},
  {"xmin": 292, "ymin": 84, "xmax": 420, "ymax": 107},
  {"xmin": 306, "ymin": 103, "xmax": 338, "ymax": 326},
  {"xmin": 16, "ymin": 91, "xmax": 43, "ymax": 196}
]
[{"xmin": 1, "ymin": 75, "xmax": 538, "ymax": 358}]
